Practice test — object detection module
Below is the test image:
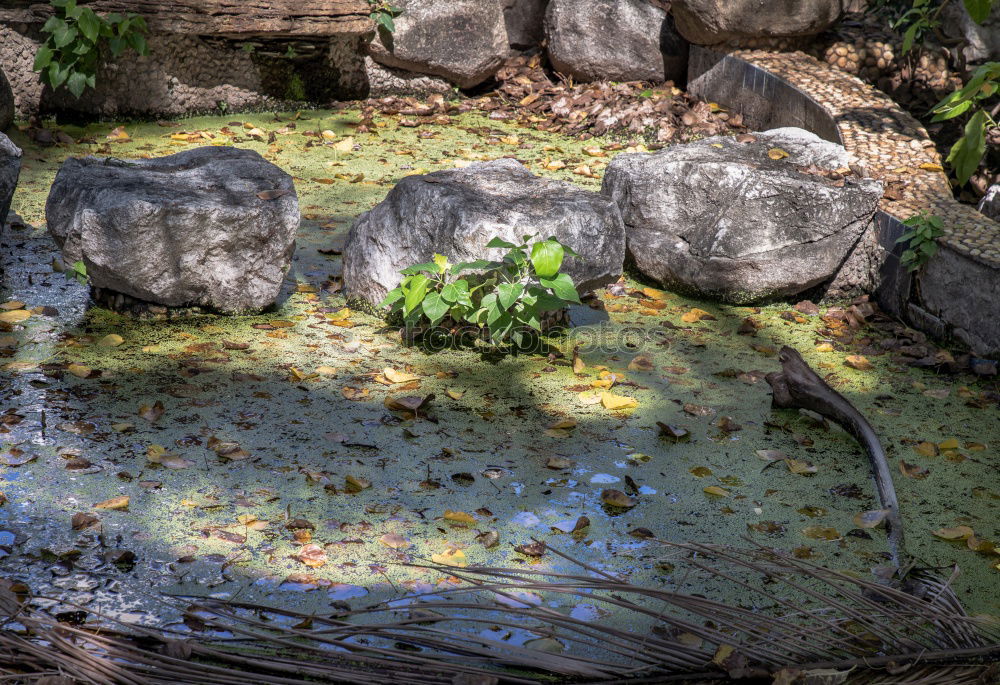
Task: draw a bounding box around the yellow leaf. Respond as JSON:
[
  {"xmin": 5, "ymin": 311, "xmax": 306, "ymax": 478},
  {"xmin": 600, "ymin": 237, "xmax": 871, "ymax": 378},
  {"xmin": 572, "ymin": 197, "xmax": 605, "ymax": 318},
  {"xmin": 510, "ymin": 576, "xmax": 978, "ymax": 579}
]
[
  {"xmin": 383, "ymin": 367, "xmax": 420, "ymax": 384},
  {"xmin": 681, "ymin": 308, "xmax": 714, "ymax": 323},
  {"xmin": 333, "ymin": 136, "xmax": 355, "ymax": 153},
  {"xmin": 814, "ymin": 342, "xmax": 834, "ymax": 352},
  {"xmin": 67, "ymin": 363, "xmax": 93, "ymax": 379},
  {"xmin": 853, "ymin": 509, "xmax": 889, "ymax": 529},
  {"xmin": 785, "ymin": 458, "xmax": 818, "ymax": 475},
  {"xmin": 97, "ymin": 334, "xmax": 124, "ymax": 347},
  {"xmin": 544, "ymin": 159, "xmax": 566, "ymax": 171},
  {"xmin": 919, "ymin": 162, "xmax": 944, "ymax": 171},
  {"xmin": 94, "ymin": 495, "xmax": 129, "ymax": 510},
  {"xmin": 703, "ymin": 486, "xmax": 729, "ymax": 497},
  {"xmin": 344, "ymin": 475, "xmax": 371, "ymax": 493},
  {"xmin": 431, "ymin": 548, "xmax": 467, "ymax": 567},
  {"xmin": 321, "ymin": 129, "xmax": 337, "ymax": 141},
  {"xmin": 913, "ymin": 441, "xmax": 938, "ymax": 457},
  {"xmin": 443, "ymin": 510, "xmax": 476, "ymax": 524},
  {"xmin": 938, "ymin": 438, "xmax": 960, "ymax": 450},
  {"xmin": 844, "ymin": 355, "xmax": 872, "ymax": 370},
  {"xmin": 445, "ymin": 388, "xmax": 464, "ymax": 400},
  {"xmin": 802, "ymin": 526, "xmax": 841, "ymax": 540},
  {"xmin": 0, "ymin": 301, "xmax": 24, "ymax": 310},
  {"xmin": 933, "ymin": 525, "xmax": 974, "ymax": 540},
  {"xmin": 315, "ymin": 366, "xmax": 338, "ymax": 375},
  {"xmin": 582, "ymin": 146, "xmax": 605, "ymax": 157},
  {"xmin": 767, "ymin": 147, "xmax": 789, "ymax": 160},
  {"xmin": 601, "ymin": 392, "xmax": 638, "ymax": 410},
  {"xmin": 0, "ymin": 309, "xmax": 30, "ymax": 324}
]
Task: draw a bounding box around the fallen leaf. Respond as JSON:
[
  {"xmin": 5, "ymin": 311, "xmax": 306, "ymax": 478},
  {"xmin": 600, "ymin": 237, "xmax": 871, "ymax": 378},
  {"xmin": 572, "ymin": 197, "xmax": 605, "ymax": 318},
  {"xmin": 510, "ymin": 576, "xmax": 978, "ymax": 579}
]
[
  {"xmin": 853, "ymin": 509, "xmax": 889, "ymax": 529},
  {"xmin": 785, "ymin": 459, "xmax": 818, "ymax": 475},
  {"xmin": 293, "ymin": 543, "xmax": 327, "ymax": 568},
  {"xmin": 256, "ymin": 189, "xmax": 292, "ymax": 201},
  {"xmin": 681, "ymin": 308, "xmax": 715, "ymax": 323},
  {"xmin": 67, "ymin": 363, "xmax": 94, "ymax": 379},
  {"xmin": 601, "ymin": 489, "xmax": 637, "ymax": 508},
  {"xmin": 932, "ymin": 525, "xmax": 974, "ymax": 540},
  {"xmin": 0, "ymin": 310, "xmax": 30, "ymax": 324},
  {"xmin": 703, "ymin": 486, "xmax": 729, "ymax": 497},
  {"xmin": 344, "ymin": 475, "xmax": 371, "ymax": 493},
  {"xmin": 430, "ymin": 547, "xmax": 466, "ymax": 567},
  {"xmin": 844, "ymin": 355, "xmax": 873, "ymax": 371},
  {"xmin": 94, "ymin": 496, "xmax": 129, "ymax": 511},
  {"xmin": 382, "ymin": 367, "xmax": 420, "ymax": 384},
  {"xmin": 802, "ymin": 526, "xmax": 840, "ymax": 540},
  {"xmin": 767, "ymin": 147, "xmax": 789, "ymax": 160},
  {"xmin": 515, "ymin": 541, "xmax": 547, "ymax": 556},
  {"xmin": 443, "ymin": 510, "xmax": 476, "ymax": 525},
  {"xmin": 97, "ymin": 334, "xmax": 124, "ymax": 347},
  {"xmin": 601, "ymin": 392, "xmax": 638, "ymax": 410},
  {"xmin": 379, "ymin": 533, "xmax": 411, "ymax": 550},
  {"xmin": 138, "ymin": 401, "xmax": 165, "ymax": 422},
  {"xmin": 899, "ymin": 460, "xmax": 929, "ymax": 479}
]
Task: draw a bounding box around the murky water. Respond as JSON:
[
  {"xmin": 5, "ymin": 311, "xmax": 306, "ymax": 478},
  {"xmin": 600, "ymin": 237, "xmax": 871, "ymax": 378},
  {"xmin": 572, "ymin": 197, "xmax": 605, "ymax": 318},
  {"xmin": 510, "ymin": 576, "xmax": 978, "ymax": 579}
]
[{"xmin": 0, "ymin": 108, "xmax": 997, "ymax": 640}]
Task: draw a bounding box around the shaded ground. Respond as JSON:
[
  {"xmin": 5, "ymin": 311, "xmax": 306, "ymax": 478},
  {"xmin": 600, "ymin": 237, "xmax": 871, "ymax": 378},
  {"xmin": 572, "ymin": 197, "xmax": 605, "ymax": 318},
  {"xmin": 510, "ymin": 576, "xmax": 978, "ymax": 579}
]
[{"xmin": 0, "ymin": 107, "xmax": 997, "ymax": 644}]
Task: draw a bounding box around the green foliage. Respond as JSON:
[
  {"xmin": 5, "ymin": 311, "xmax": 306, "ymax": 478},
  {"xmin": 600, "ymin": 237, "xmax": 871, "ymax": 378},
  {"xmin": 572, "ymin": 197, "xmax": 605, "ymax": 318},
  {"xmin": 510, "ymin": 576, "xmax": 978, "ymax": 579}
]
[
  {"xmin": 884, "ymin": 0, "xmax": 995, "ymax": 54},
  {"xmin": 931, "ymin": 62, "xmax": 999, "ymax": 186},
  {"xmin": 379, "ymin": 236, "xmax": 581, "ymax": 348},
  {"xmin": 896, "ymin": 212, "xmax": 944, "ymax": 271},
  {"xmin": 67, "ymin": 259, "xmax": 89, "ymax": 286},
  {"xmin": 33, "ymin": 0, "xmax": 149, "ymax": 99},
  {"xmin": 367, "ymin": 1, "xmax": 403, "ymax": 33}
]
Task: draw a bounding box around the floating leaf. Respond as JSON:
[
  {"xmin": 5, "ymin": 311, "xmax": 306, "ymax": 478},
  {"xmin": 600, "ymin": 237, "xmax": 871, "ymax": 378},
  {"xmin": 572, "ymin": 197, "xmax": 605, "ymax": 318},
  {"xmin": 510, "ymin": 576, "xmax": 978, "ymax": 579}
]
[
  {"xmin": 844, "ymin": 355, "xmax": 873, "ymax": 371},
  {"xmin": 657, "ymin": 422, "xmax": 690, "ymax": 442},
  {"xmin": 94, "ymin": 496, "xmax": 129, "ymax": 511},
  {"xmin": 681, "ymin": 308, "xmax": 715, "ymax": 323},
  {"xmin": 551, "ymin": 516, "xmax": 589, "ymax": 534},
  {"xmin": 601, "ymin": 489, "xmax": 637, "ymax": 508},
  {"xmin": 899, "ymin": 460, "xmax": 929, "ymax": 479},
  {"xmin": 382, "ymin": 367, "xmax": 420, "ymax": 384},
  {"xmin": 803, "ymin": 526, "xmax": 840, "ymax": 540},
  {"xmin": 293, "ymin": 543, "xmax": 327, "ymax": 568},
  {"xmin": 67, "ymin": 363, "xmax": 94, "ymax": 379},
  {"xmin": 515, "ymin": 540, "xmax": 547, "ymax": 556},
  {"xmin": 703, "ymin": 485, "xmax": 729, "ymax": 497},
  {"xmin": 443, "ymin": 510, "xmax": 476, "ymax": 525},
  {"xmin": 853, "ymin": 509, "xmax": 889, "ymax": 529},
  {"xmin": 430, "ymin": 547, "xmax": 466, "ymax": 567},
  {"xmin": 0, "ymin": 310, "xmax": 30, "ymax": 324},
  {"xmin": 785, "ymin": 459, "xmax": 818, "ymax": 475},
  {"xmin": 344, "ymin": 475, "xmax": 371, "ymax": 493},
  {"xmin": 601, "ymin": 392, "xmax": 638, "ymax": 410},
  {"xmin": 933, "ymin": 525, "xmax": 974, "ymax": 540},
  {"xmin": 379, "ymin": 533, "xmax": 411, "ymax": 550},
  {"xmin": 138, "ymin": 401, "xmax": 165, "ymax": 422},
  {"xmin": 97, "ymin": 333, "xmax": 124, "ymax": 347},
  {"xmin": 756, "ymin": 449, "xmax": 787, "ymax": 461},
  {"xmin": 913, "ymin": 441, "xmax": 939, "ymax": 457},
  {"xmin": 546, "ymin": 456, "xmax": 572, "ymax": 469},
  {"xmin": 689, "ymin": 466, "xmax": 713, "ymax": 477}
]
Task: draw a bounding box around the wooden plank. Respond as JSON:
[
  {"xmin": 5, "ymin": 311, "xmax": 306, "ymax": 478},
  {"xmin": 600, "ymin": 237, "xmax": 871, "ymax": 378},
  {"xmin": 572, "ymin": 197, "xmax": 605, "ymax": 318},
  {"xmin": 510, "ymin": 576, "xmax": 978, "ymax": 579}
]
[{"xmin": 0, "ymin": 0, "xmax": 373, "ymax": 36}]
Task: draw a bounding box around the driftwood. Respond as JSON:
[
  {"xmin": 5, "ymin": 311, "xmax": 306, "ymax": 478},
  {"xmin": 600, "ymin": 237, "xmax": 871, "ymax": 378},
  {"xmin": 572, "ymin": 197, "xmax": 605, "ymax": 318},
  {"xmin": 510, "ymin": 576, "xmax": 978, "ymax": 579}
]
[
  {"xmin": 0, "ymin": 0, "xmax": 372, "ymax": 36},
  {"xmin": 766, "ymin": 346, "xmax": 905, "ymax": 567}
]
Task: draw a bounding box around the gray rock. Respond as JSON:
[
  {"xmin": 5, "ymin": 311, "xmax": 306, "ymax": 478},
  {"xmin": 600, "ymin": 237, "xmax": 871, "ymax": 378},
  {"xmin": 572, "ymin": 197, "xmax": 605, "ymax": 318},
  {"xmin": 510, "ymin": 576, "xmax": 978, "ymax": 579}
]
[
  {"xmin": 504, "ymin": 0, "xmax": 548, "ymax": 50},
  {"xmin": 343, "ymin": 158, "xmax": 625, "ymax": 307},
  {"xmin": 978, "ymin": 184, "xmax": 1000, "ymax": 222},
  {"xmin": 45, "ymin": 147, "xmax": 300, "ymax": 314},
  {"xmin": 368, "ymin": 0, "xmax": 508, "ymax": 88},
  {"xmin": 0, "ymin": 133, "xmax": 20, "ymax": 227},
  {"xmin": 545, "ymin": 0, "xmax": 687, "ymax": 83},
  {"xmin": 601, "ymin": 127, "xmax": 884, "ymax": 304},
  {"xmin": 0, "ymin": 67, "xmax": 12, "ymax": 131},
  {"xmin": 672, "ymin": 0, "xmax": 843, "ymax": 45},
  {"xmin": 941, "ymin": 1, "xmax": 1000, "ymax": 63}
]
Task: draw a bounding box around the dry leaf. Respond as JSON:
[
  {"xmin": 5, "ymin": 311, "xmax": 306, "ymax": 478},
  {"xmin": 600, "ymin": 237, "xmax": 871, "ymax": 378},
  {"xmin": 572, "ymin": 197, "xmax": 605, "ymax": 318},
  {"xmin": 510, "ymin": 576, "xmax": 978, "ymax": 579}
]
[
  {"xmin": 601, "ymin": 489, "xmax": 637, "ymax": 508},
  {"xmin": 601, "ymin": 392, "xmax": 638, "ymax": 410},
  {"xmin": 294, "ymin": 543, "xmax": 327, "ymax": 568},
  {"xmin": 767, "ymin": 147, "xmax": 789, "ymax": 160},
  {"xmin": 94, "ymin": 496, "xmax": 129, "ymax": 511}
]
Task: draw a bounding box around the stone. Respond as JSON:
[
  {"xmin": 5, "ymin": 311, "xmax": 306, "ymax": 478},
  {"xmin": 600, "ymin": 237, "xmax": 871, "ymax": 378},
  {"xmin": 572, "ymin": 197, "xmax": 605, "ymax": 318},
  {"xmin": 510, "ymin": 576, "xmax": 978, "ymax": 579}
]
[
  {"xmin": 0, "ymin": 133, "xmax": 20, "ymax": 226},
  {"xmin": 368, "ymin": 0, "xmax": 508, "ymax": 89},
  {"xmin": 544, "ymin": 0, "xmax": 687, "ymax": 83},
  {"xmin": 0, "ymin": 66, "xmax": 12, "ymax": 131},
  {"xmin": 601, "ymin": 127, "xmax": 884, "ymax": 304},
  {"xmin": 45, "ymin": 147, "xmax": 300, "ymax": 314},
  {"xmin": 978, "ymin": 184, "xmax": 1000, "ymax": 222},
  {"xmin": 941, "ymin": 1, "xmax": 1000, "ymax": 63},
  {"xmin": 504, "ymin": 0, "xmax": 548, "ymax": 50},
  {"xmin": 343, "ymin": 158, "xmax": 625, "ymax": 307},
  {"xmin": 671, "ymin": 0, "xmax": 843, "ymax": 45}
]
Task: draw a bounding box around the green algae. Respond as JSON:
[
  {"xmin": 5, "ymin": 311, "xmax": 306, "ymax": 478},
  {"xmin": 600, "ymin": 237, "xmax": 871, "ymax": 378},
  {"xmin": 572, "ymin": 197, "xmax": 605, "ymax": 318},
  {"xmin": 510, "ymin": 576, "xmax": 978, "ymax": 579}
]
[{"xmin": 0, "ymin": 109, "xmax": 997, "ymax": 635}]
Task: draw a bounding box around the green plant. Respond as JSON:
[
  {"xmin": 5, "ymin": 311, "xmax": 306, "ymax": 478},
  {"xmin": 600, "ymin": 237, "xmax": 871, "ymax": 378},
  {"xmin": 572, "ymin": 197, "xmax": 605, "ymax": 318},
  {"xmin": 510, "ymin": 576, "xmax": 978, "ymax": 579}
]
[
  {"xmin": 367, "ymin": 0, "xmax": 403, "ymax": 33},
  {"xmin": 897, "ymin": 212, "xmax": 944, "ymax": 271},
  {"xmin": 66, "ymin": 259, "xmax": 89, "ymax": 286},
  {"xmin": 931, "ymin": 61, "xmax": 999, "ymax": 186},
  {"xmin": 882, "ymin": 0, "xmax": 995, "ymax": 53},
  {"xmin": 33, "ymin": 0, "xmax": 149, "ymax": 99},
  {"xmin": 379, "ymin": 236, "xmax": 581, "ymax": 348}
]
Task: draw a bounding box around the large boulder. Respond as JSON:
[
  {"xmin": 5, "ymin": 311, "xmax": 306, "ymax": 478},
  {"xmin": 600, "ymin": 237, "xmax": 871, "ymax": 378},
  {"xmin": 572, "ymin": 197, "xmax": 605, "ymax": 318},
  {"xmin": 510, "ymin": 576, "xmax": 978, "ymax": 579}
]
[
  {"xmin": 671, "ymin": 0, "xmax": 844, "ymax": 45},
  {"xmin": 368, "ymin": 0, "xmax": 508, "ymax": 88},
  {"xmin": 602, "ymin": 128, "xmax": 884, "ymax": 304},
  {"xmin": 344, "ymin": 158, "xmax": 625, "ymax": 307},
  {"xmin": 46, "ymin": 147, "xmax": 300, "ymax": 314},
  {"xmin": 545, "ymin": 0, "xmax": 687, "ymax": 83},
  {"xmin": 0, "ymin": 67, "xmax": 12, "ymax": 131},
  {"xmin": 942, "ymin": 1, "xmax": 1000, "ymax": 63},
  {"xmin": 504, "ymin": 0, "xmax": 548, "ymax": 50},
  {"xmin": 0, "ymin": 133, "xmax": 20, "ymax": 226},
  {"xmin": 979, "ymin": 184, "xmax": 1000, "ymax": 222}
]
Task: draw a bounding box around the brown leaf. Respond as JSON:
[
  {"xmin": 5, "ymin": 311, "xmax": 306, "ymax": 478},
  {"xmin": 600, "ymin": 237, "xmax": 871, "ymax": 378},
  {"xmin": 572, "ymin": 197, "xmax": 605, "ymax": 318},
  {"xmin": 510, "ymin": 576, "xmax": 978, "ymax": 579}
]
[
  {"xmin": 256, "ymin": 188, "xmax": 292, "ymax": 201},
  {"xmin": 93, "ymin": 496, "xmax": 129, "ymax": 511}
]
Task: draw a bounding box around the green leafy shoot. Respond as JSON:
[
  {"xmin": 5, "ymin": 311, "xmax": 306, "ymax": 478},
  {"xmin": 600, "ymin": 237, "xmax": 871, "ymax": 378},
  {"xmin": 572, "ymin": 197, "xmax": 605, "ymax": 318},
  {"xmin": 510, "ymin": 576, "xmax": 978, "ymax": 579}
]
[
  {"xmin": 378, "ymin": 235, "xmax": 581, "ymax": 348},
  {"xmin": 930, "ymin": 62, "xmax": 999, "ymax": 186},
  {"xmin": 367, "ymin": 1, "xmax": 403, "ymax": 33},
  {"xmin": 34, "ymin": 0, "xmax": 149, "ymax": 99},
  {"xmin": 896, "ymin": 212, "xmax": 944, "ymax": 272},
  {"xmin": 67, "ymin": 259, "xmax": 89, "ymax": 286}
]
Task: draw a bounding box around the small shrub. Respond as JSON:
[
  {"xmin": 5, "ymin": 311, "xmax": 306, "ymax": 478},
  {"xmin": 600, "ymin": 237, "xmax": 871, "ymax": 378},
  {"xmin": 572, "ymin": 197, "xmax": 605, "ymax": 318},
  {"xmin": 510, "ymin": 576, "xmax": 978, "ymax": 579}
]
[
  {"xmin": 897, "ymin": 212, "xmax": 944, "ymax": 272},
  {"xmin": 33, "ymin": 0, "xmax": 149, "ymax": 99},
  {"xmin": 379, "ymin": 235, "xmax": 581, "ymax": 349},
  {"xmin": 367, "ymin": 1, "xmax": 403, "ymax": 33},
  {"xmin": 931, "ymin": 62, "xmax": 999, "ymax": 187}
]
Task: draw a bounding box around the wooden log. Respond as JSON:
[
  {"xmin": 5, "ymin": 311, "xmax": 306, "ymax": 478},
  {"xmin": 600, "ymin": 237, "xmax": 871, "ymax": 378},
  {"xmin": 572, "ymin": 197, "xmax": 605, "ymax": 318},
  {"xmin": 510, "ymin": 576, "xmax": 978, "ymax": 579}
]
[{"xmin": 0, "ymin": 0, "xmax": 373, "ymax": 36}]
